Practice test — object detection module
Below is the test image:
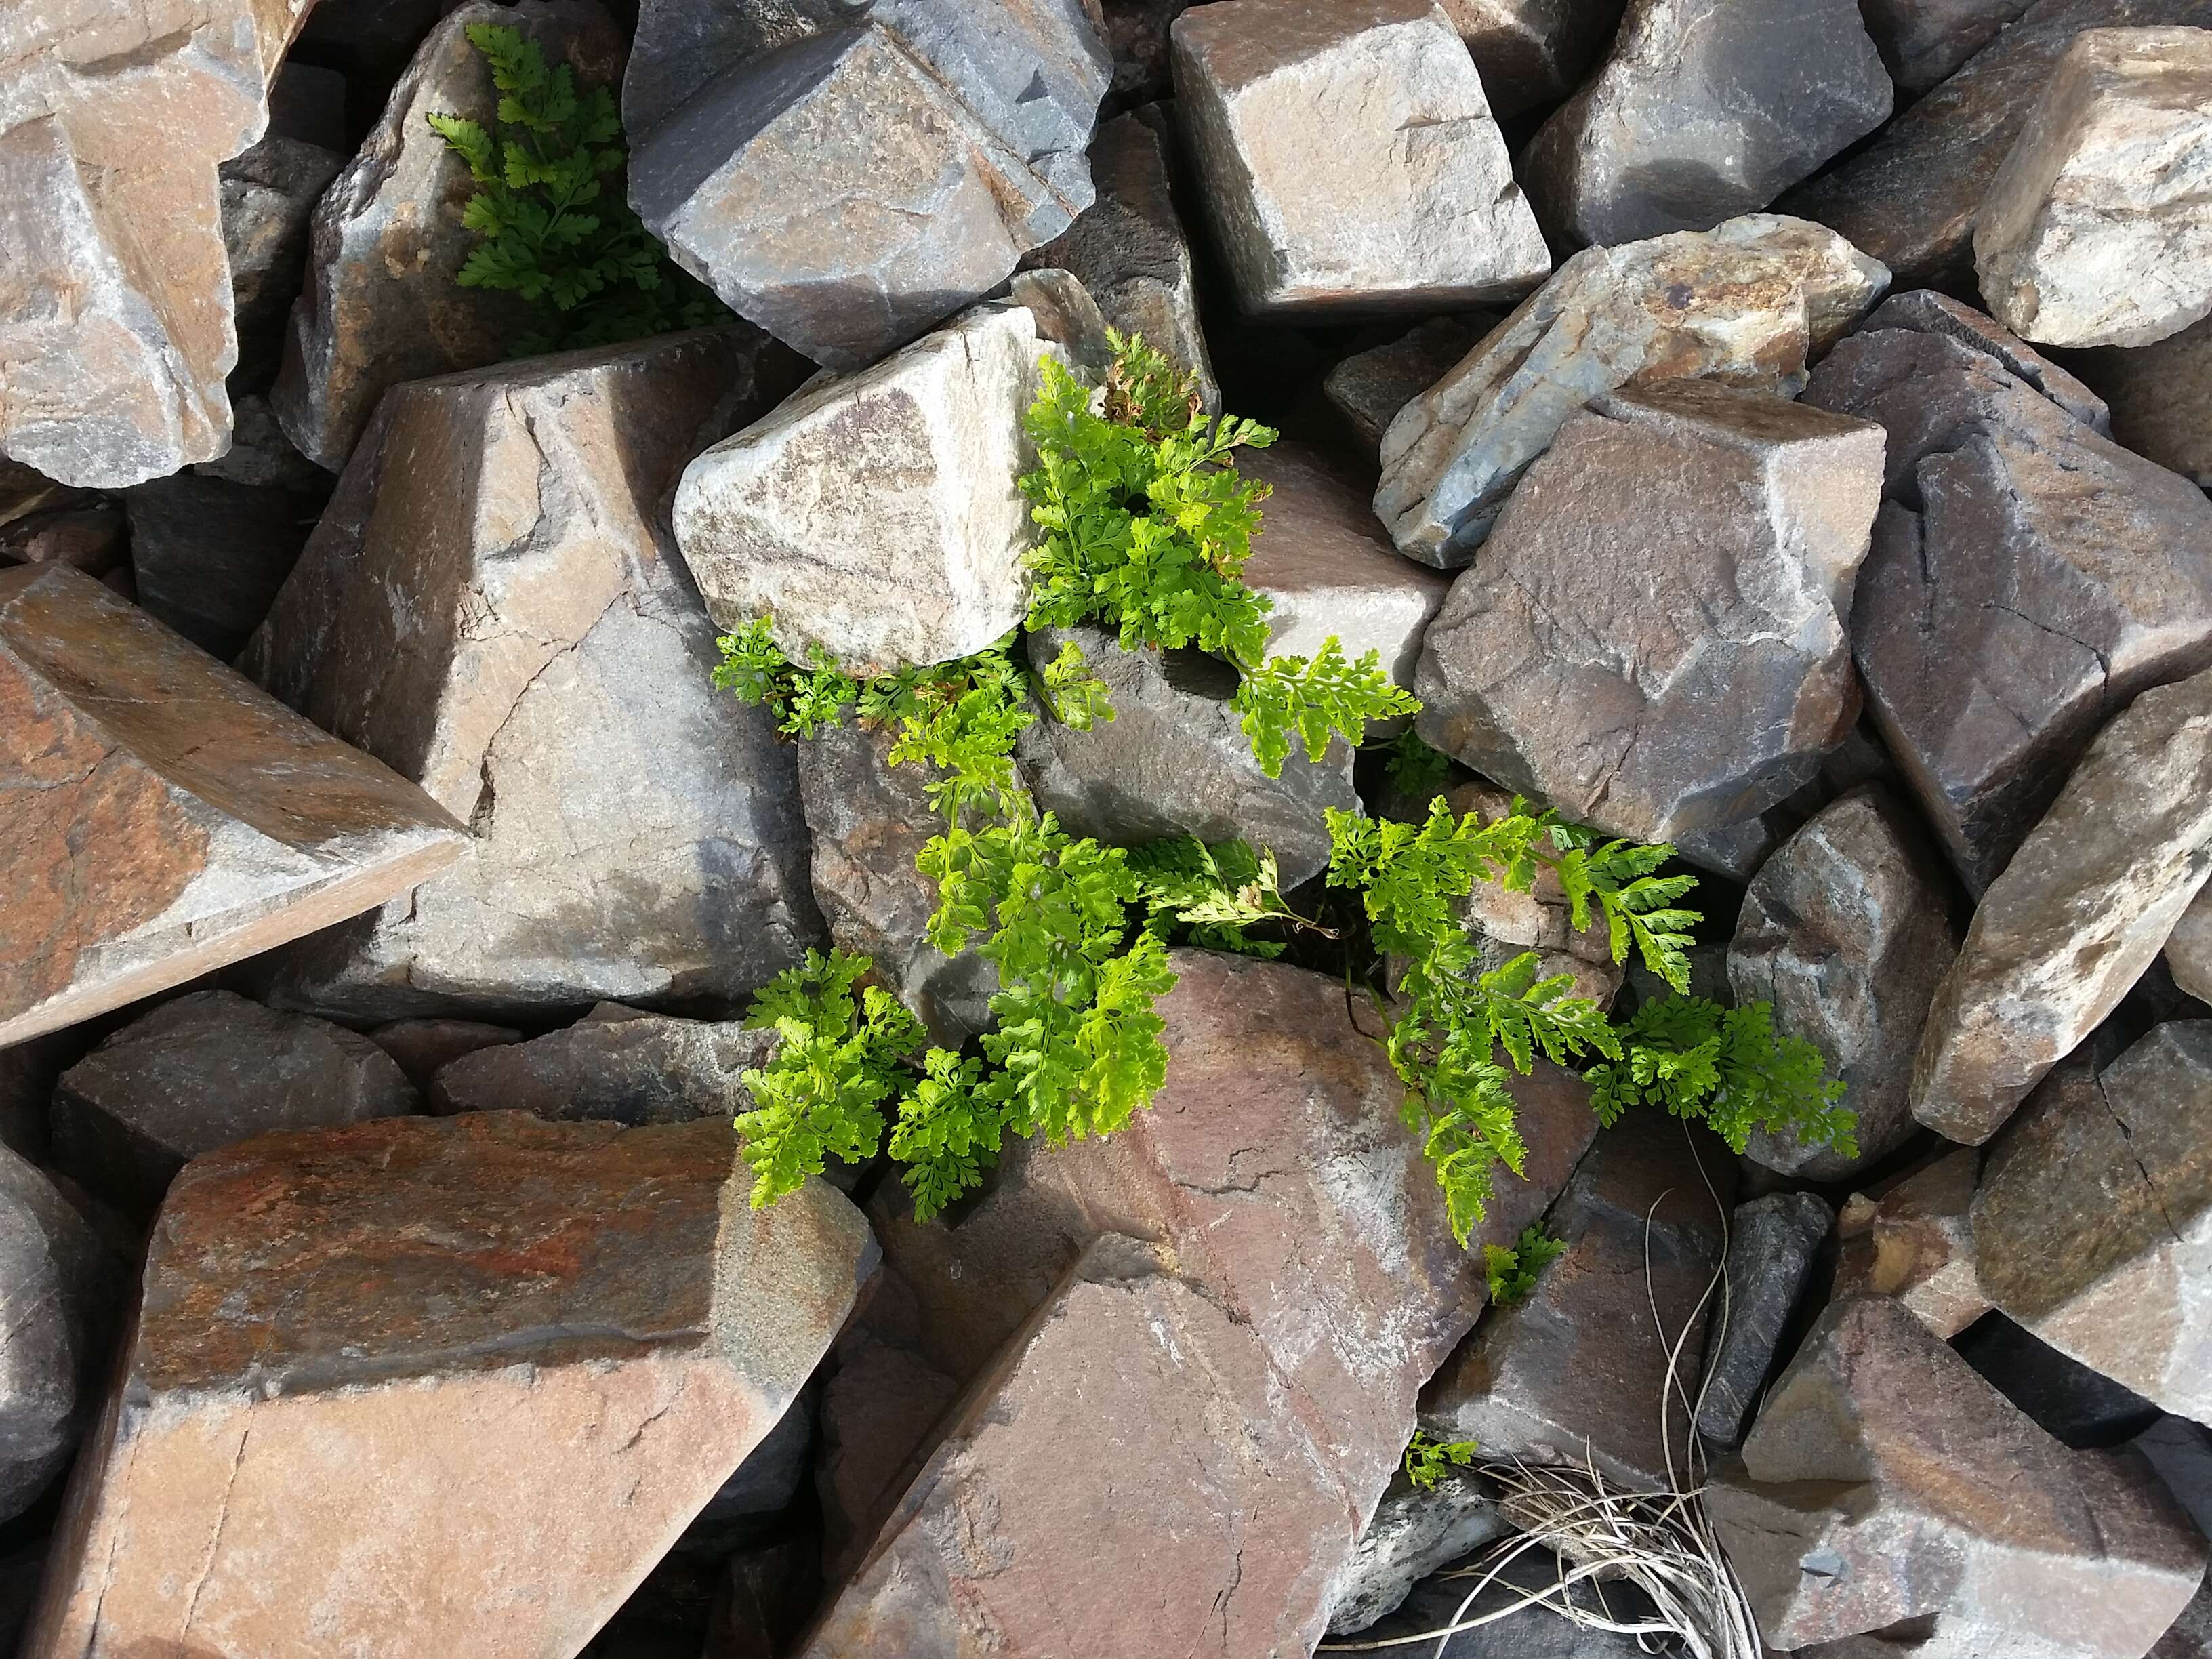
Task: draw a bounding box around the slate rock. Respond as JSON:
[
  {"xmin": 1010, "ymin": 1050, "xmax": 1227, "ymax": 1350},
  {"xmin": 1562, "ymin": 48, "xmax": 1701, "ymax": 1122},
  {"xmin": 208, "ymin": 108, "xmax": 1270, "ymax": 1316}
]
[
  {"xmin": 1805, "ymin": 299, "xmax": 2212, "ymax": 892},
  {"xmin": 1375, "ymin": 213, "xmax": 1887, "ymax": 565},
  {"xmin": 1696, "ymin": 1191, "xmax": 1832, "ymax": 1448},
  {"xmin": 1169, "ymin": 0, "xmax": 1548, "ymax": 320},
  {"xmin": 52, "ymin": 990, "xmax": 418, "ymax": 1218},
  {"xmin": 1971, "ymin": 1021, "xmax": 2212, "ymax": 1421},
  {"xmin": 1437, "ymin": 0, "xmax": 1629, "ymax": 119},
  {"xmin": 1015, "ymin": 625, "xmax": 1360, "ymax": 888},
  {"xmin": 1326, "ymin": 1473, "xmax": 1513, "ymax": 1636},
  {"xmin": 2171, "ymin": 889, "xmax": 2212, "ymax": 1004},
  {"xmin": 1729, "ymin": 788, "xmax": 1959, "ymax": 1180},
  {"xmin": 428, "ymin": 1003, "xmax": 774, "ymax": 1124},
  {"xmin": 672, "ymin": 302, "xmax": 1052, "ymax": 675},
  {"xmin": 19, "ymin": 1113, "xmax": 872, "ymax": 1659},
  {"xmin": 1521, "ymin": 0, "xmax": 1889, "ymax": 249},
  {"xmin": 220, "ymin": 127, "xmax": 346, "ymax": 386},
  {"xmin": 1710, "ymin": 1297, "xmax": 2207, "ymax": 1658},
  {"xmin": 1867, "ymin": 287, "xmax": 2112, "ymax": 428},
  {"xmin": 122, "ymin": 474, "xmax": 312, "ymax": 659},
  {"xmin": 1910, "ymin": 666, "xmax": 2212, "ymax": 1143},
  {"xmin": 1952, "ymin": 1310, "xmax": 2163, "ymax": 1448},
  {"xmin": 1323, "ymin": 315, "xmax": 1493, "ymax": 463},
  {"xmin": 1976, "ymin": 27, "xmax": 2212, "ymax": 348},
  {"xmin": 245, "ymin": 329, "xmax": 820, "ymax": 1023},
  {"xmin": 1860, "ymin": 0, "xmax": 2034, "ymax": 89},
  {"xmin": 0, "ymin": 564, "xmax": 467, "ymax": 1048},
  {"xmin": 368, "ymin": 1017, "xmax": 522, "ymax": 1087},
  {"xmin": 1832, "ymin": 1145, "xmax": 1992, "ymax": 1338},
  {"xmin": 1414, "ymin": 378, "xmax": 1883, "ymax": 846}
]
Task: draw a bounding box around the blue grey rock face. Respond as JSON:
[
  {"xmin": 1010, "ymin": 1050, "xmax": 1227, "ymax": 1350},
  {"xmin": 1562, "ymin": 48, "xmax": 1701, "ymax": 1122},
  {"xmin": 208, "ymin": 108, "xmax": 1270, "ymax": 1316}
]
[{"xmin": 1694, "ymin": 1190, "xmax": 1832, "ymax": 1448}]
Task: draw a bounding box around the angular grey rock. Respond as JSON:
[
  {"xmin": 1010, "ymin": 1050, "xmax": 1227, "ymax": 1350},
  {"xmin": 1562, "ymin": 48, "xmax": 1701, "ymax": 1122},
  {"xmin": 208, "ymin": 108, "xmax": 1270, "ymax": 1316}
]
[
  {"xmin": 1866, "ymin": 287, "xmax": 2112, "ymax": 428},
  {"xmin": 1695, "ymin": 1191, "xmax": 1832, "ymax": 1448},
  {"xmin": 2171, "ymin": 888, "xmax": 2212, "ymax": 1004},
  {"xmin": 244, "ymin": 330, "xmax": 821, "ymax": 1022},
  {"xmin": 1323, "ymin": 315, "xmax": 1493, "ymax": 462},
  {"xmin": 428, "ymin": 1003, "xmax": 774, "ymax": 1124},
  {"xmin": 1832, "ymin": 1144, "xmax": 1992, "ymax": 1338},
  {"xmin": 1909, "ymin": 665, "xmax": 2212, "ymax": 1143},
  {"xmin": 1169, "ymin": 0, "xmax": 1548, "ymax": 320},
  {"xmin": 1326, "ymin": 1474, "xmax": 1512, "ymax": 1637},
  {"xmin": 52, "ymin": 989, "xmax": 417, "ymax": 1218},
  {"xmin": 220, "ymin": 128, "xmax": 346, "ymax": 384},
  {"xmin": 1710, "ymin": 1297, "xmax": 2208, "ymax": 1658},
  {"xmin": 1729, "ymin": 787, "xmax": 1959, "ymax": 1180},
  {"xmin": 1975, "ymin": 28, "xmax": 2212, "ymax": 349},
  {"xmin": 2075, "ymin": 311, "xmax": 2212, "ymax": 488},
  {"xmin": 1437, "ymin": 0, "xmax": 1629, "ymax": 119},
  {"xmin": 122, "ymin": 475, "xmax": 312, "ymax": 659},
  {"xmin": 672, "ymin": 302, "xmax": 1054, "ymax": 675},
  {"xmin": 274, "ymin": 0, "xmax": 622, "ymax": 471},
  {"xmin": 1375, "ymin": 213, "xmax": 1888, "ymax": 565},
  {"xmin": 1414, "ymin": 378, "xmax": 1883, "ymax": 846},
  {"xmin": 1805, "ymin": 300, "xmax": 2212, "ymax": 891},
  {"xmin": 1015, "ymin": 625, "xmax": 1360, "ymax": 888},
  {"xmin": 1860, "ymin": 0, "xmax": 2032, "ymax": 89},
  {"xmin": 1520, "ymin": 0, "xmax": 1889, "ymax": 249},
  {"xmin": 1972, "ymin": 1022, "xmax": 2212, "ymax": 1421},
  {"xmin": 368, "ymin": 1017, "xmax": 522, "ymax": 1087}
]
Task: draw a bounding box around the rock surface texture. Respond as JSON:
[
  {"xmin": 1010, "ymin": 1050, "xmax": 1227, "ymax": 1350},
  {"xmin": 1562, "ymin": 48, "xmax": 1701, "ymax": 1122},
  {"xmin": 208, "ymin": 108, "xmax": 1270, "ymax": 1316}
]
[
  {"xmin": 220, "ymin": 121, "xmax": 346, "ymax": 384},
  {"xmin": 1, "ymin": 563, "xmax": 467, "ymax": 1048},
  {"xmin": 1859, "ymin": 0, "xmax": 2033, "ymax": 89},
  {"xmin": 20, "ymin": 1113, "xmax": 874, "ymax": 1659},
  {"xmin": 1322, "ymin": 315, "xmax": 1492, "ymax": 461},
  {"xmin": 1169, "ymin": 0, "xmax": 1548, "ymax": 319},
  {"xmin": 2172, "ymin": 888, "xmax": 2212, "ymax": 1004},
  {"xmin": 428, "ymin": 1004, "xmax": 773, "ymax": 1124},
  {"xmin": 1974, "ymin": 27, "xmax": 2212, "ymax": 348},
  {"xmin": 122, "ymin": 474, "xmax": 314, "ymax": 659},
  {"xmin": 1374, "ymin": 213, "xmax": 1887, "ymax": 565},
  {"xmin": 1695, "ymin": 1191, "xmax": 1832, "ymax": 1448},
  {"xmin": 244, "ymin": 331, "xmax": 820, "ymax": 1022},
  {"xmin": 1414, "ymin": 377, "xmax": 1883, "ymax": 846},
  {"xmin": 1832, "ymin": 1145, "xmax": 1992, "ymax": 1338},
  {"xmin": 1439, "ymin": 0, "xmax": 1627, "ymax": 118},
  {"xmin": 2074, "ymin": 311, "xmax": 2212, "ymax": 486}
]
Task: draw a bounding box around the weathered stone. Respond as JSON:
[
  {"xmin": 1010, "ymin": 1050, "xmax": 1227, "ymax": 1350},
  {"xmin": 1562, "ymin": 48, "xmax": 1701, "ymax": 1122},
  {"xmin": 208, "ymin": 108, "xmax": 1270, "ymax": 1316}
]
[
  {"xmin": 273, "ymin": 0, "xmax": 623, "ymax": 471},
  {"xmin": 1861, "ymin": 0, "xmax": 2034, "ymax": 89},
  {"xmin": 52, "ymin": 990, "xmax": 418, "ymax": 1218},
  {"xmin": 1805, "ymin": 302, "xmax": 2212, "ymax": 892},
  {"xmin": 1729, "ymin": 788, "xmax": 1959, "ymax": 1180},
  {"xmin": 672, "ymin": 302, "xmax": 1052, "ymax": 675},
  {"xmin": 428, "ymin": 1003, "xmax": 774, "ymax": 1124},
  {"xmin": 369, "ymin": 1017, "xmax": 522, "ymax": 1086},
  {"xmin": 244, "ymin": 330, "xmax": 820, "ymax": 1023},
  {"xmin": 2172, "ymin": 889, "xmax": 2212, "ymax": 1004},
  {"xmin": 1375, "ymin": 213, "xmax": 1887, "ymax": 565},
  {"xmin": 1414, "ymin": 378, "xmax": 1882, "ymax": 846},
  {"xmin": 1868, "ymin": 287, "xmax": 2112, "ymax": 428},
  {"xmin": 1016, "ymin": 624, "xmax": 1359, "ymax": 888},
  {"xmin": 1323, "ymin": 315, "xmax": 1493, "ymax": 462},
  {"xmin": 1954, "ymin": 1310, "xmax": 2163, "ymax": 1447},
  {"xmin": 1780, "ymin": 0, "xmax": 2212, "ymax": 292},
  {"xmin": 1169, "ymin": 0, "xmax": 1548, "ymax": 319},
  {"xmin": 1326, "ymin": 1474, "xmax": 1513, "ymax": 1636},
  {"xmin": 1971, "ymin": 1021, "xmax": 2212, "ymax": 1421},
  {"xmin": 20, "ymin": 1112, "xmax": 873, "ymax": 1659},
  {"xmin": 2074, "ymin": 311, "xmax": 2212, "ymax": 488},
  {"xmin": 1975, "ymin": 28, "xmax": 2212, "ymax": 348},
  {"xmin": 189, "ymin": 392, "xmax": 329, "ymax": 493},
  {"xmin": 220, "ymin": 126, "xmax": 346, "ymax": 384},
  {"xmin": 1696, "ymin": 1191, "xmax": 1832, "ymax": 1448},
  {"xmin": 0, "ymin": 504, "xmax": 126, "ymax": 576},
  {"xmin": 1438, "ymin": 0, "xmax": 1628, "ymax": 119},
  {"xmin": 1445, "ymin": 781, "xmax": 1623, "ymax": 1008},
  {"xmin": 0, "ymin": 0, "xmax": 313, "ymax": 488},
  {"xmin": 1422, "ymin": 1109, "xmax": 1735, "ymax": 1491},
  {"xmin": 1910, "ymin": 668, "xmax": 2212, "ymax": 1143},
  {"xmin": 1, "ymin": 564, "xmax": 468, "ymax": 1048},
  {"xmin": 1832, "ymin": 1145, "xmax": 1992, "ymax": 1338},
  {"xmin": 1521, "ymin": 0, "xmax": 1889, "ymax": 249},
  {"xmin": 122, "ymin": 474, "xmax": 312, "ymax": 659},
  {"xmin": 1711, "ymin": 1297, "xmax": 2207, "ymax": 1657}
]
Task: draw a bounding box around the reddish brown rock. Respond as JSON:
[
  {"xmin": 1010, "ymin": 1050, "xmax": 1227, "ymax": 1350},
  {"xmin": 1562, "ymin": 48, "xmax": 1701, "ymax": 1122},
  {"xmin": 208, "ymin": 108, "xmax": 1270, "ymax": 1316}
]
[
  {"xmin": 21, "ymin": 1113, "xmax": 874, "ymax": 1659},
  {"xmin": 0, "ymin": 562, "xmax": 467, "ymax": 1048},
  {"xmin": 1832, "ymin": 1144, "xmax": 1992, "ymax": 1338}
]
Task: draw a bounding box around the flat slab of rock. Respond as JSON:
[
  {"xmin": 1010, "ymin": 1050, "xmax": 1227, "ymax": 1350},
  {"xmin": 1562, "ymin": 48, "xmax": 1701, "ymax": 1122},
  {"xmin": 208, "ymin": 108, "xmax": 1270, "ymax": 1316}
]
[
  {"xmin": 1414, "ymin": 378, "xmax": 1883, "ymax": 845},
  {"xmin": 1374, "ymin": 213, "xmax": 1887, "ymax": 565},
  {"xmin": 1696, "ymin": 1191, "xmax": 1832, "ymax": 1448},
  {"xmin": 245, "ymin": 330, "xmax": 820, "ymax": 1022},
  {"xmin": 1832, "ymin": 1145, "xmax": 1991, "ymax": 1338},
  {"xmin": 1, "ymin": 563, "xmax": 466, "ymax": 1048},
  {"xmin": 1975, "ymin": 27, "xmax": 2212, "ymax": 348},
  {"xmin": 1910, "ymin": 664, "xmax": 2212, "ymax": 1143},
  {"xmin": 20, "ymin": 1112, "xmax": 873, "ymax": 1659},
  {"xmin": 428, "ymin": 1003, "xmax": 773, "ymax": 1124},
  {"xmin": 1169, "ymin": 0, "xmax": 1547, "ymax": 319},
  {"xmin": 2073, "ymin": 311, "xmax": 2212, "ymax": 487}
]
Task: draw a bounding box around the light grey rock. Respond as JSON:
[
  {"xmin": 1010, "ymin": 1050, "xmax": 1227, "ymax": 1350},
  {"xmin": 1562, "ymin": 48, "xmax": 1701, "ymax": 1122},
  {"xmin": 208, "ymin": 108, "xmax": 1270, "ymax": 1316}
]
[
  {"xmin": 122, "ymin": 475, "xmax": 312, "ymax": 659},
  {"xmin": 1832, "ymin": 1145, "xmax": 1992, "ymax": 1339},
  {"xmin": 1015, "ymin": 625, "xmax": 1359, "ymax": 888},
  {"xmin": 1414, "ymin": 378, "xmax": 1883, "ymax": 846},
  {"xmin": 1521, "ymin": 0, "xmax": 1889, "ymax": 249},
  {"xmin": 2074, "ymin": 310, "xmax": 2212, "ymax": 487},
  {"xmin": 1437, "ymin": 0, "xmax": 1628, "ymax": 119},
  {"xmin": 427, "ymin": 1003, "xmax": 774, "ymax": 1124},
  {"xmin": 1169, "ymin": 0, "xmax": 1547, "ymax": 321},
  {"xmin": 2171, "ymin": 888, "xmax": 2212, "ymax": 1004},
  {"xmin": 1805, "ymin": 298, "xmax": 2212, "ymax": 892},
  {"xmin": 1860, "ymin": 0, "xmax": 2034, "ymax": 90},
  {"xmin": 1326, "ymin": 1473, "xmax": 1513, "ymax": 1637},
  {"xmin": 1323, "ymin": 315, "xmax": 1494, "ymax": 463},
  {"xmin": 1972, "ymin": 1022, "xmax": 2212, "ymax": 1422},
  {"xmin": 219, "ymin": 130, "xmax": 345, "ymax": 385},
  {"xmin": 1696, "ymin": 1191, "xmax": 1832, "ymax": 1448},
  {"xmin": 1910, "ymin": 665, "xmax": 2212, "ymax": 1143},
  {"xmin": 1975, "ymin": 27, "xmax": 2212, "ymax": 349},
  {"xmin": 244, "ymin": 329, "xmax": 821, "ymax": 1023},
  {"xmin": 671, "ymin": 302, "xmax": 1054, "ymax": 675},
  {"xmin": 1729, "ymin": 788, "xmax": 1959, "ymax": 1180},
  {"xmin": 1374, "ymin": 213, "xmax": 1888, "ymax": 566}
]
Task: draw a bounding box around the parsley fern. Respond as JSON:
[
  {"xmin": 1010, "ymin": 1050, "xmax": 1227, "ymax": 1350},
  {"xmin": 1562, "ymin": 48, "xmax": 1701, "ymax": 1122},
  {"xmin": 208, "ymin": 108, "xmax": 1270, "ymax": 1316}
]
[
  {"xmin": 1483, "ymin": 1224, "xmax": 1569, "ymax": 1305},
  {"xmin": 1403, "ymin": 1429, "xmax": 1480, "ymax": 1491}
]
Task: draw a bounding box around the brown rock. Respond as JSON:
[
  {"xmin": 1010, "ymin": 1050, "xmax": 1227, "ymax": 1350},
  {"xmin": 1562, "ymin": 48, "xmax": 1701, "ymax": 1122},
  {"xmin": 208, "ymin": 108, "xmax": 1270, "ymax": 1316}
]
[
  {"xmin": 368, "ymin": 1017, "xmax": 523, "ymax": 1086},
  {"xmin": 1322, "ymin": 314, "xmax": 1494, "ymax": 462},
  {"xmin": 2074, "ymin": 310, "xmax": 2212, "ymax": 487},
  {"xmin": 428, "ymin": 1003, "xmax": 774, "ymax": 1124},
  {"xmin": 122, "ymin": 474, "xmax": 313, "ymax": 659},
  {"xmin": 0, "ymin": 563, "xmax": 467, "ymax": 1048},
  {"xmin": 1832, "ymin": 1144, "xmax": 1992, "ymax": 1338},
  {"xmin": 0, "ymin": 504, "xmax": 127, "ymax": 576},
  {"xmin": 20, "ymin": 1112, "xmax": 874, "ymax": 1659},
  {"xmin": 2171, "ymin": 888, "xmax": 2212, "ymax": 1004},
  {"xmin": 1437, "ymin": 0, "xmax": 1629, "ymax": 119}
]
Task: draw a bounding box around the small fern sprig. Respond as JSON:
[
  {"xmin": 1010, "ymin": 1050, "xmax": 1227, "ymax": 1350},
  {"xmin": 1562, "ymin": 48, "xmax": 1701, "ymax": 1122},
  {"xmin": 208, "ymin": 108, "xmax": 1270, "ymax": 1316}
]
[
  {"xmin": 1591, "ymin": 996, "xmax": 1856, "ymax": 1158},
  {"xmin": 1404, "ymin": 1429, "xmax": 1480, "ymax": 1492},
  {"xmin": 1483, "ymin": 1223, "xmax": 1568, "ymax": 1305}
]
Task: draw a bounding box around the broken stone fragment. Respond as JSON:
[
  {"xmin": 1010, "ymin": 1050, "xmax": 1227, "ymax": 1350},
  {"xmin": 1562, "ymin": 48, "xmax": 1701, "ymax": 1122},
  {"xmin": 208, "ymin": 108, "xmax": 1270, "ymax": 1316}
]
[
  {"xmin": 0, "ymin": 563, "xmax": 468, "ymax": 1049},
  {"xmin": 1414, "ymin": 378, "xmax": 1883, "ymax": 846},
  {"xmin": 1442, "ymin": 781, "xmax": 1623, "ymax": 1009},
  {"xmin": 1169, "ymin": 0, "xmax": 1549, "ymax": 320},
  {"xmin": 1710, "ymin": 1296, "xmax": 2207, "ymax": 1658},
  {"xmin": 1374, "ymin": 213, "xmax": 1887, "ymax": 565},
  {"xmin": 244, "ymin": 329, "xmax": 819, "ymax": 1023},
  {"xmin": 1325, "ymin": 1473, "xmax": 1512, "ymax": 1636},
  {"xmin": 1971, "ymin": 1021, "xmax": 2212, "ymax": 1422},
  {"xmin": 122, "ymin": 474, "xmax": 313, "ymax": 659},
  {"xmin": 1805, "ymin": 298, "xmax": 2212, "ymax": 892},
  {"xmin": 1975, "ymin": 27, "xmax": 2212, "ymax": 349},
  {"xmin": 428, "ymin": 1003, "xmax": 774, "ymax": 1124},
  {"xmin": 1695, "ymin": 1191, "xmax": 1832, "ymax": 1448},
  {"xmin": 2073, "ymin": 311, "xmax": 2212, "ymax": 489},
  {"xmin": 1832, "ymin": 1144, "xmax": 1991, "ymax": 1338},
  {"xmin": 2171, "ymin": 889, "xmax": 2212, "ymax": 1004},
  {"xmin": 1437, "ymin": 0, "xmax": 1628, "ymax": 119},
  {"xmin": 672, "ymin": 302, "xmax": 1054, "ymax": 675},
  {"xmin": 219, "ymin": 122, "xmax": 346, "ymax": 386},
  {"xmin": 1864, "ymin": 287, "xmax": 2112, "ymax": 428},
  {"xmin": 1909, "ymin": 665, "xmax": 2212, "ymax": 1143},
  {"xmin": 1323, "ymin": 314, "xmax": 1493, "ymax": 463},
  {"xmin": 18, "ymin": 1113, "xmax": 873, "ymax": 1659},
  {"xmin": 1520, "ymin": 0, "xmax": 1889, "ymax": 249}
]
